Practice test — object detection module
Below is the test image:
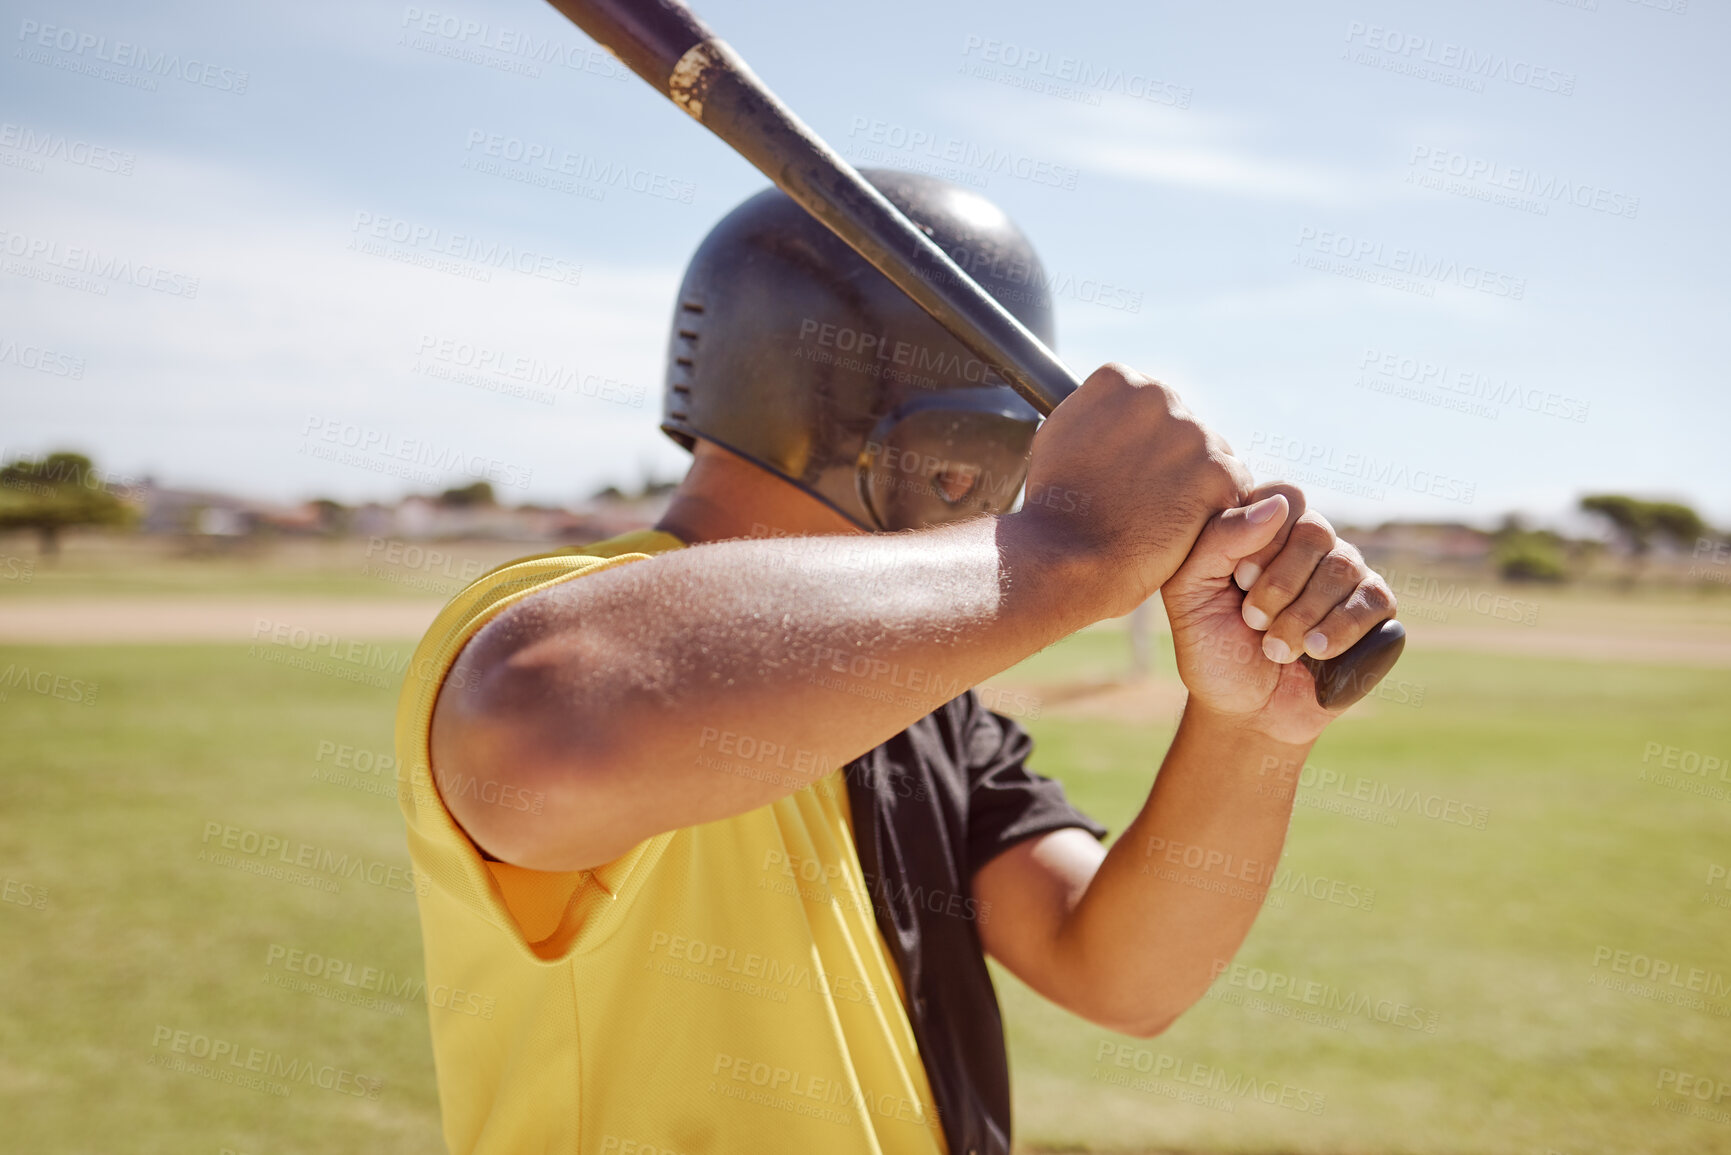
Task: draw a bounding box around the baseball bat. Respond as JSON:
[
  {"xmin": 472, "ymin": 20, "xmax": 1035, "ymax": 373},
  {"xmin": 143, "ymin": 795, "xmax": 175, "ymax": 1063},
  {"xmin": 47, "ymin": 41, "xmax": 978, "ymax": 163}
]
[{"xmin": 542, "ymin": 0, "xmax": 1406, "ymax": 708}]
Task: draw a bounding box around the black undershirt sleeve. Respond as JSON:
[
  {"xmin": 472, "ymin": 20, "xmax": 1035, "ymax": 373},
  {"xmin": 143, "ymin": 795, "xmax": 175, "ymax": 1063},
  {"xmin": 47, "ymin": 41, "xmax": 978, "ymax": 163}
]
[
  {"xmin": 844, "ymin": 690, "xmax": 1109, "ymax": 1155},
  {"xmin": 961, "ymin": 695, "xmax": 1110, "ymax": 881}
]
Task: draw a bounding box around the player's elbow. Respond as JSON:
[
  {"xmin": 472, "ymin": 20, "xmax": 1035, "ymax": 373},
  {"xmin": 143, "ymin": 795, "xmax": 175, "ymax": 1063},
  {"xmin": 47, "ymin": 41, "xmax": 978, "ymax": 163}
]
[
  {"xmin": 428, "ymin": 622, "xmax": 643, "ymax": 871},
  {"xmin": 1110, "ymin": 1010, "xmax": 1179, "ymax": 1040},
  {"xmin": 1083, "ymin": 998, "xmax": 1183, "ymax": 1040},
  {"xmin": 1069, "ymin": 973, "xmax": 1199, "ymax": 1039}
]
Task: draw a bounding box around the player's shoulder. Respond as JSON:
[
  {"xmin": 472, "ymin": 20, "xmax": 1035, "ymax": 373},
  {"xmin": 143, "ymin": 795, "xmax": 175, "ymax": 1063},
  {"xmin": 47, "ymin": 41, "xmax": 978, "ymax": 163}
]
[{"xmin": 476, "ymin": 527, "xmax": 686, "ymax": 578}]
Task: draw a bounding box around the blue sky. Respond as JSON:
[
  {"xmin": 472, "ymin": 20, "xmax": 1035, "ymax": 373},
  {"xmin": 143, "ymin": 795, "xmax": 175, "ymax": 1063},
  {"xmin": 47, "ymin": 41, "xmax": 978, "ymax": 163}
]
[{"xmin": 2, "ymin": 0, "xmax": 1724, "ymax": 529}]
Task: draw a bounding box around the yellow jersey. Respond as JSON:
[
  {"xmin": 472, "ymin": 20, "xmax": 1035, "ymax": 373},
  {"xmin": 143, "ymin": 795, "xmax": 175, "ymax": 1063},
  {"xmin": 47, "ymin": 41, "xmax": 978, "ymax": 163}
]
[{"xmin": 394, "ymin": 528, "xmax": 947, "ymax": 1155}]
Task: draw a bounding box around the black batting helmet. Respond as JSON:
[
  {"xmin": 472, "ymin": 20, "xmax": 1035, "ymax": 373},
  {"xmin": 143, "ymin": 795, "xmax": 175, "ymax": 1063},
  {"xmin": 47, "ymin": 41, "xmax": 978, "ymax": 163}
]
[{"xmin": 661, "ymin": 169, "xmax": 1055, "ymax": 531}]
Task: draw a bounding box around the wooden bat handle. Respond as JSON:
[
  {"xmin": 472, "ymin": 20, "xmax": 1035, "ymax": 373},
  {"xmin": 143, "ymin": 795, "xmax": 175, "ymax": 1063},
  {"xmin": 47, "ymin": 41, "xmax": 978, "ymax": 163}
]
[
  {"xmin": 543, "ymin": 0, "xmax": 1401, "ymax": 710},
  {"xmin": 544, "ymin": 0, "xmax": 1078, "ymax": 413},
  {"xmin": 1301, "ymin": 619, "xmax": 1406, "ymax": 710}
]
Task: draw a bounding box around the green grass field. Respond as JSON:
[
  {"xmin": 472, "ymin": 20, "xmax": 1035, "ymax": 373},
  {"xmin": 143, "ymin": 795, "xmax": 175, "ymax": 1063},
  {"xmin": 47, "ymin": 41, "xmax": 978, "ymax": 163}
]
[{"xmin": 3, "ymin": 606, "xmax": 1729, "ymax": 1152}]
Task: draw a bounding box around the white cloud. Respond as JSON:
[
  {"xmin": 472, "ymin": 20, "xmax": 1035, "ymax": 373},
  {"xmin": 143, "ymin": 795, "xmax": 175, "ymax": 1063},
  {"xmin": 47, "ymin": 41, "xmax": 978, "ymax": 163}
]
[
  {"xmin": 942, "ymin": 92, "xmax": 1361, "ymax": 204},
  {"xmin": 1, "ymin": 150, "xmax": 686, "ymax": 502}
]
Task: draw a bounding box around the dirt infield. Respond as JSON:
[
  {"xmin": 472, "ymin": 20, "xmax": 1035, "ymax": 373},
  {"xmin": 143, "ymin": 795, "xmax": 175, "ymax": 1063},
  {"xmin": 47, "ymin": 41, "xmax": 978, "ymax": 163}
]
[
  {"xmin": 1402, "ymin": 622, "xmax": 1731, "ymax": 667},
  {"xmin": 4, "ymin": 596, "xmax": 1730, "ymax": 718},
  {"xmin": 0, "ymin": 598, "xmax": 446, "ymax": 644}
]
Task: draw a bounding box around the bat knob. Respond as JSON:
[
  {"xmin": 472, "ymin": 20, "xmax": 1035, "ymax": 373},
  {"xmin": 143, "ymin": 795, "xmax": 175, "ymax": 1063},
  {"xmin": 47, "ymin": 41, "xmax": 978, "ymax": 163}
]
[{"xmin": 1298, "ymin": 619, "xmax": 1407, "ymax": 709}]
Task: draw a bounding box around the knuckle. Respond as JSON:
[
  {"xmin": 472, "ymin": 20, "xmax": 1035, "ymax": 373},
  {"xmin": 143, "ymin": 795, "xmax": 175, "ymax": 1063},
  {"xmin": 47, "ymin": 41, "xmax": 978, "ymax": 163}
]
[
  {"xmin": 1360, "ymin": 580, "xmax": 1397, "ymax": 615},
  {"xmin": 1201, "ymin": 461, "xmax": 1240, "ymax": 505},
  {"xmin": 1287, "ymin": 517, "xmax": 1335, "ymax": 555},
  {"xmin": 1088, "ymin": 361, "xmax": 1137, "ymax": 388},
  {"xmin": 1224, "ymin": 457, "xmax": 1253, "ymax": 495},
  {"xmin": 1171, "ymin": 415, "xmax": 1207, "ymax": 445},
  {"xmin": 1254, "ymin": 482, "xmax": 1307, "ymax": 519},
  {"xmin": 1260, "ymin": 568, "xmax": 1305, "ymax": 601},
  {"xmin": 1319, "ymin": 551, "xmax": 1362, "ymax": 587}
]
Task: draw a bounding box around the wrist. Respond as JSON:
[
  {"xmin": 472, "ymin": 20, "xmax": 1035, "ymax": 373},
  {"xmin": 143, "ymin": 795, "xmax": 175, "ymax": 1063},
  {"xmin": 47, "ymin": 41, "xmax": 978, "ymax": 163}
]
[
  {"xmin": 995, "ymin": 508, "xmax": 1117, "ymax": 635},
  {"xmin": 997, "ymin": 509, "xmax": 1128, "ymax": 633},
  {"xmin": 1179, "ymin": 697, "xmax": 1317, "ymax": 764}
]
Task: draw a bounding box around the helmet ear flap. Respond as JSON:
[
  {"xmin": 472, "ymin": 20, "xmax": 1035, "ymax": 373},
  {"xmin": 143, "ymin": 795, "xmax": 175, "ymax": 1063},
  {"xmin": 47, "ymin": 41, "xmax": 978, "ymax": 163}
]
[
  {"xmin": 660, "ymin": 168, "xmax": 1054, "ymax": 531},
  {"xmin": 664, "ymin": 297, "xmax": 706, "ymax": 441},
  {"xmin": 856, "ymin": 388, "xmax": 1038, "ymax": 532}
]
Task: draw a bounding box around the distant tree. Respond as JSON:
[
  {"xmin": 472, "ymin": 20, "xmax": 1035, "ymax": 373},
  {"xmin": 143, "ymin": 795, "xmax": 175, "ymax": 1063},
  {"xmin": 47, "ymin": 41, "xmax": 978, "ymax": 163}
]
[
  {"xmin": 0, "ymin": 452, "xmax": 135, "ymax": 557},
  {"xmin": 438, "ymin": 481, "xmax": 495, "ymax": 507},
  {"xmin": 590, "ymin": 471, "xmax": 682, "ymax": 504},
  {"xmin": 308, "ymin": 498, "xmax": 350, "ymax": 535},
  {"xmin": 1494, "ymin": 531, "xmax": 1568, "ymax": 583},
  {"xmin": 1581, "ymin": 495, "xmax": 1707, "ymax": 586},
  {"xmin": 1648, "ymin": 502, "xmax": 1708, "ymax": 546}
]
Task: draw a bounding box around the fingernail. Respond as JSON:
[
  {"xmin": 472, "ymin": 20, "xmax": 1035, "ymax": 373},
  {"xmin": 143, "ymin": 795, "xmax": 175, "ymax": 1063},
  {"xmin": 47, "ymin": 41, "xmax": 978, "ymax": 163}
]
[
  {"xmin": 1263, "ymin": 636, "xmax": 1291, "ymax": 663},
  {"xmin": 1247, "ymin": 495, "xmax": 1284, "ymax": 524},
  {"xmin": 1242, "ymin": 603, "xmax": 1270, "ymax": 631},
  {"xmin": 1304, "ymin": 631, "xmax": 1328, "ymax": 658},
  {"xmin": 1234, "ymin": 561, "xmax": 1261, "ymax": 591}
]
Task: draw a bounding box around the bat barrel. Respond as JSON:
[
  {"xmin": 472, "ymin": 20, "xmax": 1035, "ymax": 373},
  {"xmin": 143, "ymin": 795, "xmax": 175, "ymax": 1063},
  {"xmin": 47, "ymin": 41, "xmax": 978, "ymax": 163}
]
[
  {"xmin": 548, "ymin": 1, "xmax": 1080, "ymax": 414},
  {"xmin": 543, "ymin": 0, "xmax": 711, "ymax": 89},
  {"xmin": 543, "ymin": 0, "xmax": 1399, "ymax": 710},
  {"xmin": 685, "ymin": 41, "xmax": 1082, "ymax": 414}
]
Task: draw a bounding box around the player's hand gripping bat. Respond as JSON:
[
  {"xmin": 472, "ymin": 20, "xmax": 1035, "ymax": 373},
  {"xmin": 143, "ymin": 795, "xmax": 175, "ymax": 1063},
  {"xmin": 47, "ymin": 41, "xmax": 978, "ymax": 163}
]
[{"xmin": 543, "ymin": 0, "xmax": 1406, "ymax": 708}]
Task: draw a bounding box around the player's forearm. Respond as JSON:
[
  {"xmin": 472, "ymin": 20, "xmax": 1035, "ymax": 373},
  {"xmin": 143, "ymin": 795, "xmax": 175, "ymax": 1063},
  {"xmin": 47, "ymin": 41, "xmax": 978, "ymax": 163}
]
[
  {"xmin": 1050, "ymin": 701, "xmax": 1310, "ymax": 1037},
  {"xmin": 435, "ymin": 512, "xmax": 1095, "ymax": 869}
]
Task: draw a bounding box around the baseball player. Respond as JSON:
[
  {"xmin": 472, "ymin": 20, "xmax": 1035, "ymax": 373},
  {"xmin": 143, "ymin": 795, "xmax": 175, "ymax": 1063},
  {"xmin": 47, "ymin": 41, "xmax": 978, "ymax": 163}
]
[{"xmin": 394, "ymin": 170, "xmax": 1397, "ymax": 1155}]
